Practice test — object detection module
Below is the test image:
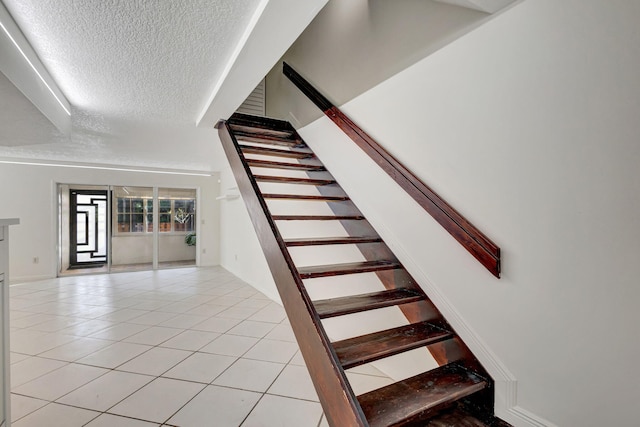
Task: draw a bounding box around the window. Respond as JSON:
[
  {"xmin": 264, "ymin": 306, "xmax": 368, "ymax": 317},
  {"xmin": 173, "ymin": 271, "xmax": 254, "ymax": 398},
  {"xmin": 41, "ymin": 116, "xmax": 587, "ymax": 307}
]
[
  {"xmin": 158, "ymin": 198, "xmax": 196, "ymax": 233},
  {"xmin": 116, "ymin": 197, "xmax": 147, "ymax": 233},
  {"xmin": 173, "ymin": 199, "xmax": 196, "ymax": 232},
  {"xmin": 115, "ymin": 190, "xmax": 196, "ymax": 234}
]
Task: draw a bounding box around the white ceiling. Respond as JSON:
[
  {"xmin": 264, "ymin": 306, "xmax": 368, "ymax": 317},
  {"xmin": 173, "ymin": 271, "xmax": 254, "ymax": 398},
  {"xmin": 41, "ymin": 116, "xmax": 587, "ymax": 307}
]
[
  {"xmin": 0, "ymin": 0, "xmax": 328, "ymax": 172},
  {"xmin": 3, "ymin": 0, "xmax": 262, "ymax": 123}
]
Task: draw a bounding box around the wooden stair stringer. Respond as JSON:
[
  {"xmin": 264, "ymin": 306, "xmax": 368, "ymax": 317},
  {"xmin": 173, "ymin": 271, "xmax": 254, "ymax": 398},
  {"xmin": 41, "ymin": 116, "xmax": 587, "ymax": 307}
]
[{"xmin": 219, "ymin": 113, "xmax": 508, "ymax": 427}]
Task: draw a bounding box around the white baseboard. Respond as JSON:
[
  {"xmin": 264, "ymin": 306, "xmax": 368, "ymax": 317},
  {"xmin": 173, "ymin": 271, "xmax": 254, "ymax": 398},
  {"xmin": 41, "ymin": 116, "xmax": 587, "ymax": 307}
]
[
  {"xmin": 501, "ymin": 405, "xmax": 558, "ymax": 427},
  {"xmin": 10, "ymin": 274, "xmax": 54, "ymax": 284}
]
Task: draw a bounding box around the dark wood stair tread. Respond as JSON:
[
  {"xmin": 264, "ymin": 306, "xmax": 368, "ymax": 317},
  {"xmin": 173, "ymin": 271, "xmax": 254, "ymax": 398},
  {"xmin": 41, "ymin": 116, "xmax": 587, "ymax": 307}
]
[
  {"xmin": 233, "ymin": 131, "xmax": 304, "ymax": 147},
  {"xmin": 240, "ymin": 144, "xmax": 313, "ymax": 159},
  {"xmin": 298, "ymin": 260, "xmax": 400, "ymax": 279},
  {"xmin": 272, "ymin": 215, "xmax": 365, "ymax": 221},
  {"xmin": 358, "ymin": 363, "xmax": 488, "ymax": 427},
  {"xmin": 247, "ymin": 159, "xmax": 325, "ymax": 171},
  {"xmin": 333, "ymin": 321, "xmax": 453, "ymax": 369},
  {"xmin": 262, "ymin": 194, "xmax": 349, "ymax": 201},
  {"xmin": 254, "ymin": 176, "xmax": 336, "ymax": 186},
  {"xmin": 285, "ymin": 236, "xmax": 382, "ymax": 246},
  {"xmin": 314, "ymin": 288, "xmax": 424, "ymax": 318},
  {"xmin": 229, "ymin": 124, "xmax": 294, "ymax": 139}
]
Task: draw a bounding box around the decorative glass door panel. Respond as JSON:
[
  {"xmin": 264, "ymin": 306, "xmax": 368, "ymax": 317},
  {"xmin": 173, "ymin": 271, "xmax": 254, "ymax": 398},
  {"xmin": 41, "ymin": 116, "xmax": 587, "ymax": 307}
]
[{"xmin": 69, "ymin": 190, "xmax": 108, "ymax": 268}]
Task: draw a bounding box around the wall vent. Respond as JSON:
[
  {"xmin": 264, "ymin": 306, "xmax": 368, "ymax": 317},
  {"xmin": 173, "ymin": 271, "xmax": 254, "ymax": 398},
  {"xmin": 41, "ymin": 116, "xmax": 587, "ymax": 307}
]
[{"xmin": 236, "ymin": 79, "xmax": 265, "ymax": 116}]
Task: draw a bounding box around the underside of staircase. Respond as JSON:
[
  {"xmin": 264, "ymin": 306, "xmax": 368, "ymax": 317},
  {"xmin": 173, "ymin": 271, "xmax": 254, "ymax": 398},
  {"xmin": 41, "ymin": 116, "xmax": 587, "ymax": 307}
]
[{"xmin": 218, "ymin": 113, "xmax": 511, "ymax": 427}]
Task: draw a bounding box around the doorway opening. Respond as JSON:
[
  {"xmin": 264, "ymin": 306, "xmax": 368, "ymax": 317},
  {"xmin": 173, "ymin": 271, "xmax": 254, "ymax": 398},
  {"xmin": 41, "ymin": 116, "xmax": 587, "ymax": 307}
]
[{"xmin": 58, "ymin": 184, "xmax": 197, "ymax": 276}]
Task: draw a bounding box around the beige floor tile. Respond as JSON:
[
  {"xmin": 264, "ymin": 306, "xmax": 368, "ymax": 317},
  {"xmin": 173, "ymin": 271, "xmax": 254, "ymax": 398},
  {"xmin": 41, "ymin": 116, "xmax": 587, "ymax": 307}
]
[
  {"xmin": 241, "ymin": 394, "xmax": 322, "ymax": 427},
  {"xmin": 159, "ymin": 330, "xmax": 220, "ymax": 351},
  {"xmin": 26, "ymin": 315, "xmax": 86, "ymax": 332},
  {"xmin": 158, "ymin": 313, "xmax": 209, "ymax": 329},
  {"xmin": 10, "ymin": 329, "xmax": 77, "ymax": 355},
  {"xmin": 216, "ymin": 306, "xmax": 261, "ymax": 320},
  {"xmin": 59, "ymin": 319, "xmax": 114, "ymax": 336},
  {"xmin": 38, "ymin": 337, "xmax": 114, "ymax": 362},
  {"xmin": 127, "ymin": 311, "xmax": 177, "ymax": 326},
  {"xmin": 123, "ymin": 326, "xmax": 183, "ymax": 346},
  {"xmin": 57, "ymin": 370, "xmax": 154, "ymax": 411},
  {"xmin": 243, "ymin": 339, "xmax": 298, "ymax": 364},
  {"xmin": 163, "ymin": 352, "xmax": 237, "ymax": 383},
  {"xmin": 234, "ymin": 298, "xmax": 272, "ymax": 309},
  {"xmin": 213, "ymin": 358, "xmax": 284, "ymax": 393},
  {"xmin": 108, "ymin": 377, "xmax": 205, "ymax": 423},
  {"xmin": 116, "ymin": 347, "xmax": 192, "ymax": 376},
  {"xmin": 97, "ymin": 308, "xmax": 150, "ymax": 323},
  {"xmin": 168, "ymin": 385, "xmax": 261, "ymax": 427},
  {"xmin": 264, "ymin": 322, "xmax": 297, "ymax": 342},
  {"xmin": 191, "ymin": 316, "xmax": 243, "ymax": 333},
  {"xmin": 288, "ymin": 351, "xmax": 306, "ymax": 367},
  {"xmin": 12, "ymin": 403, "xmax": 100, "ymax": 427},
  {"xmin": 208, "ymin": 295, "xmax": 246, "ymax": 307},
  {"xmin": 85, "ymin": 413, "xmax": 160, "ymax": 426},
  {"xmin": 226, "ymin": 320, "xmax": 276, "ymax": 338},
  {"xmin": 268, "ymin": 365, "xmax": 319, "ymax": 402},
  {"xmin": 76, "ymin": 341, "xmax": 152, "ymax": 368},
  {"xmin": 248, "ymin": 304, "xmax": 287, "ymax": 323},
  {"xmin": 11, "ymin": 356, "xmax": 67, "ymax": 388},
  {"xmin": 200, "ymin": 334, "xmax": 258, "ymax": 357},
  {"xmin": 89, "ymin": 322, "xmax": 150, "ymax": 341},
  {"xmin": 10, "ymin": 352, "xmax": 30, "ymax": 364},
  {"xmin": 13, "ymin": 363, "xmax": 108, "ymax": 401},
  {"xmin": 156, "ymin": 301, "xmax": 202, "ymax": 314},
  {"xmin": 186, "ymin": 303, "xmax": 228, "ymax": 316},
  {"xmin": 11, "ymin": 313, "xmax": 58, "ymax": 329},
  {"xmin": 11, "ymin": 394, "xmax": 48, "ymax": 422}
]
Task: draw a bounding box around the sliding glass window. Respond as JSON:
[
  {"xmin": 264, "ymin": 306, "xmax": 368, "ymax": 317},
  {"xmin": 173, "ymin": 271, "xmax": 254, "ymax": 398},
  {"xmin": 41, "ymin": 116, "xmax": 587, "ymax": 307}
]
[
  {"xmin": 158, "ymin": 188, "xmax": 196, "ymax": 268},
  {"xmin": 111, "ymin": 186, "xmax": 154, "ymax": 272}
]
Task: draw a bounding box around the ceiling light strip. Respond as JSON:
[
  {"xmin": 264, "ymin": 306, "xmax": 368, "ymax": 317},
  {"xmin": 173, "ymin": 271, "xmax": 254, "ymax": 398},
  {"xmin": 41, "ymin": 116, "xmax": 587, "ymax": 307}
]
[
  {"xmin": 0, "ymin": 160, "xmax": 211, "ymax": 177},
  {"xmin": 0, "ymin": 21, "xmax": 71, "ymax": 116}
]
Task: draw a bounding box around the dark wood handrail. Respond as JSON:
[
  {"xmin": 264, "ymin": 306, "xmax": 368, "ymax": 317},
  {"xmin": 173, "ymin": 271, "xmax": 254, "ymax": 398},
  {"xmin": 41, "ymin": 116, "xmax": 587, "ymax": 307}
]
[
  {"xmin": 217, "ymin": 119, "xmax": 368, "ymax": 426},
  {"xmin": 283, "ymin": 62, "xmax": 501, "ymax": 278}
]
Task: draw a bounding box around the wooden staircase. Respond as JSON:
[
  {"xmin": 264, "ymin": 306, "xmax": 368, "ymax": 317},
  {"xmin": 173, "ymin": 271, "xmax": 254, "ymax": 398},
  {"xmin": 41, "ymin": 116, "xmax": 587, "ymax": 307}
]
[{"xmin": 218, "ymin": 113, "xmax": 511, "ymax": 427}]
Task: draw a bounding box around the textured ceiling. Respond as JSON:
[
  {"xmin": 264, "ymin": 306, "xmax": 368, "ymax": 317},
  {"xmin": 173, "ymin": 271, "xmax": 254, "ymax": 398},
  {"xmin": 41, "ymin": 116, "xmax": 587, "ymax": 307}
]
[
  {"xmin": 2, "ymin": 0, "xmax": 262, "ymax": 124},
  {"xmin": 0, "ymin": 0, "xmax": 327, "ymax": 171},
  {"xmin": 0, "ymin": 0, "xmax": 267, "ymax": 171}
]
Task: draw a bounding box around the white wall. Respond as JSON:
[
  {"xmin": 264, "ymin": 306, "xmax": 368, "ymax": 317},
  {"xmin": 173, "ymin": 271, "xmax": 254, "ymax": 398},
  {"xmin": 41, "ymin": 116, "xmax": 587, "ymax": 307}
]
[
  {"xmin": 292, "ymin": 1, "xmax": 640, "ymax": 426},
  {"xmin": 266, "ymin": 0, "xmax": 488, "ymax": 127},
  {"xmin": 111, "ymin": 235, "xmax": 196, "ymax": 265},
  {"xmin": 218, "ymin": 165, "xmax": 280, "ymax": 302},
  {"xmin": 0, "ymin": 163, "xmax": 219, "ymax": 282}
]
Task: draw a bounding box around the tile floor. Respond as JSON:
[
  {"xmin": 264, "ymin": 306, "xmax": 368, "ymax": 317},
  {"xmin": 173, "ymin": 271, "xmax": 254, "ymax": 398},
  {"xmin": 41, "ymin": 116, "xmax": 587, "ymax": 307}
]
[{"xmin": 9, "ymin": 267, "xmax": 392, "ymax": 426}]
